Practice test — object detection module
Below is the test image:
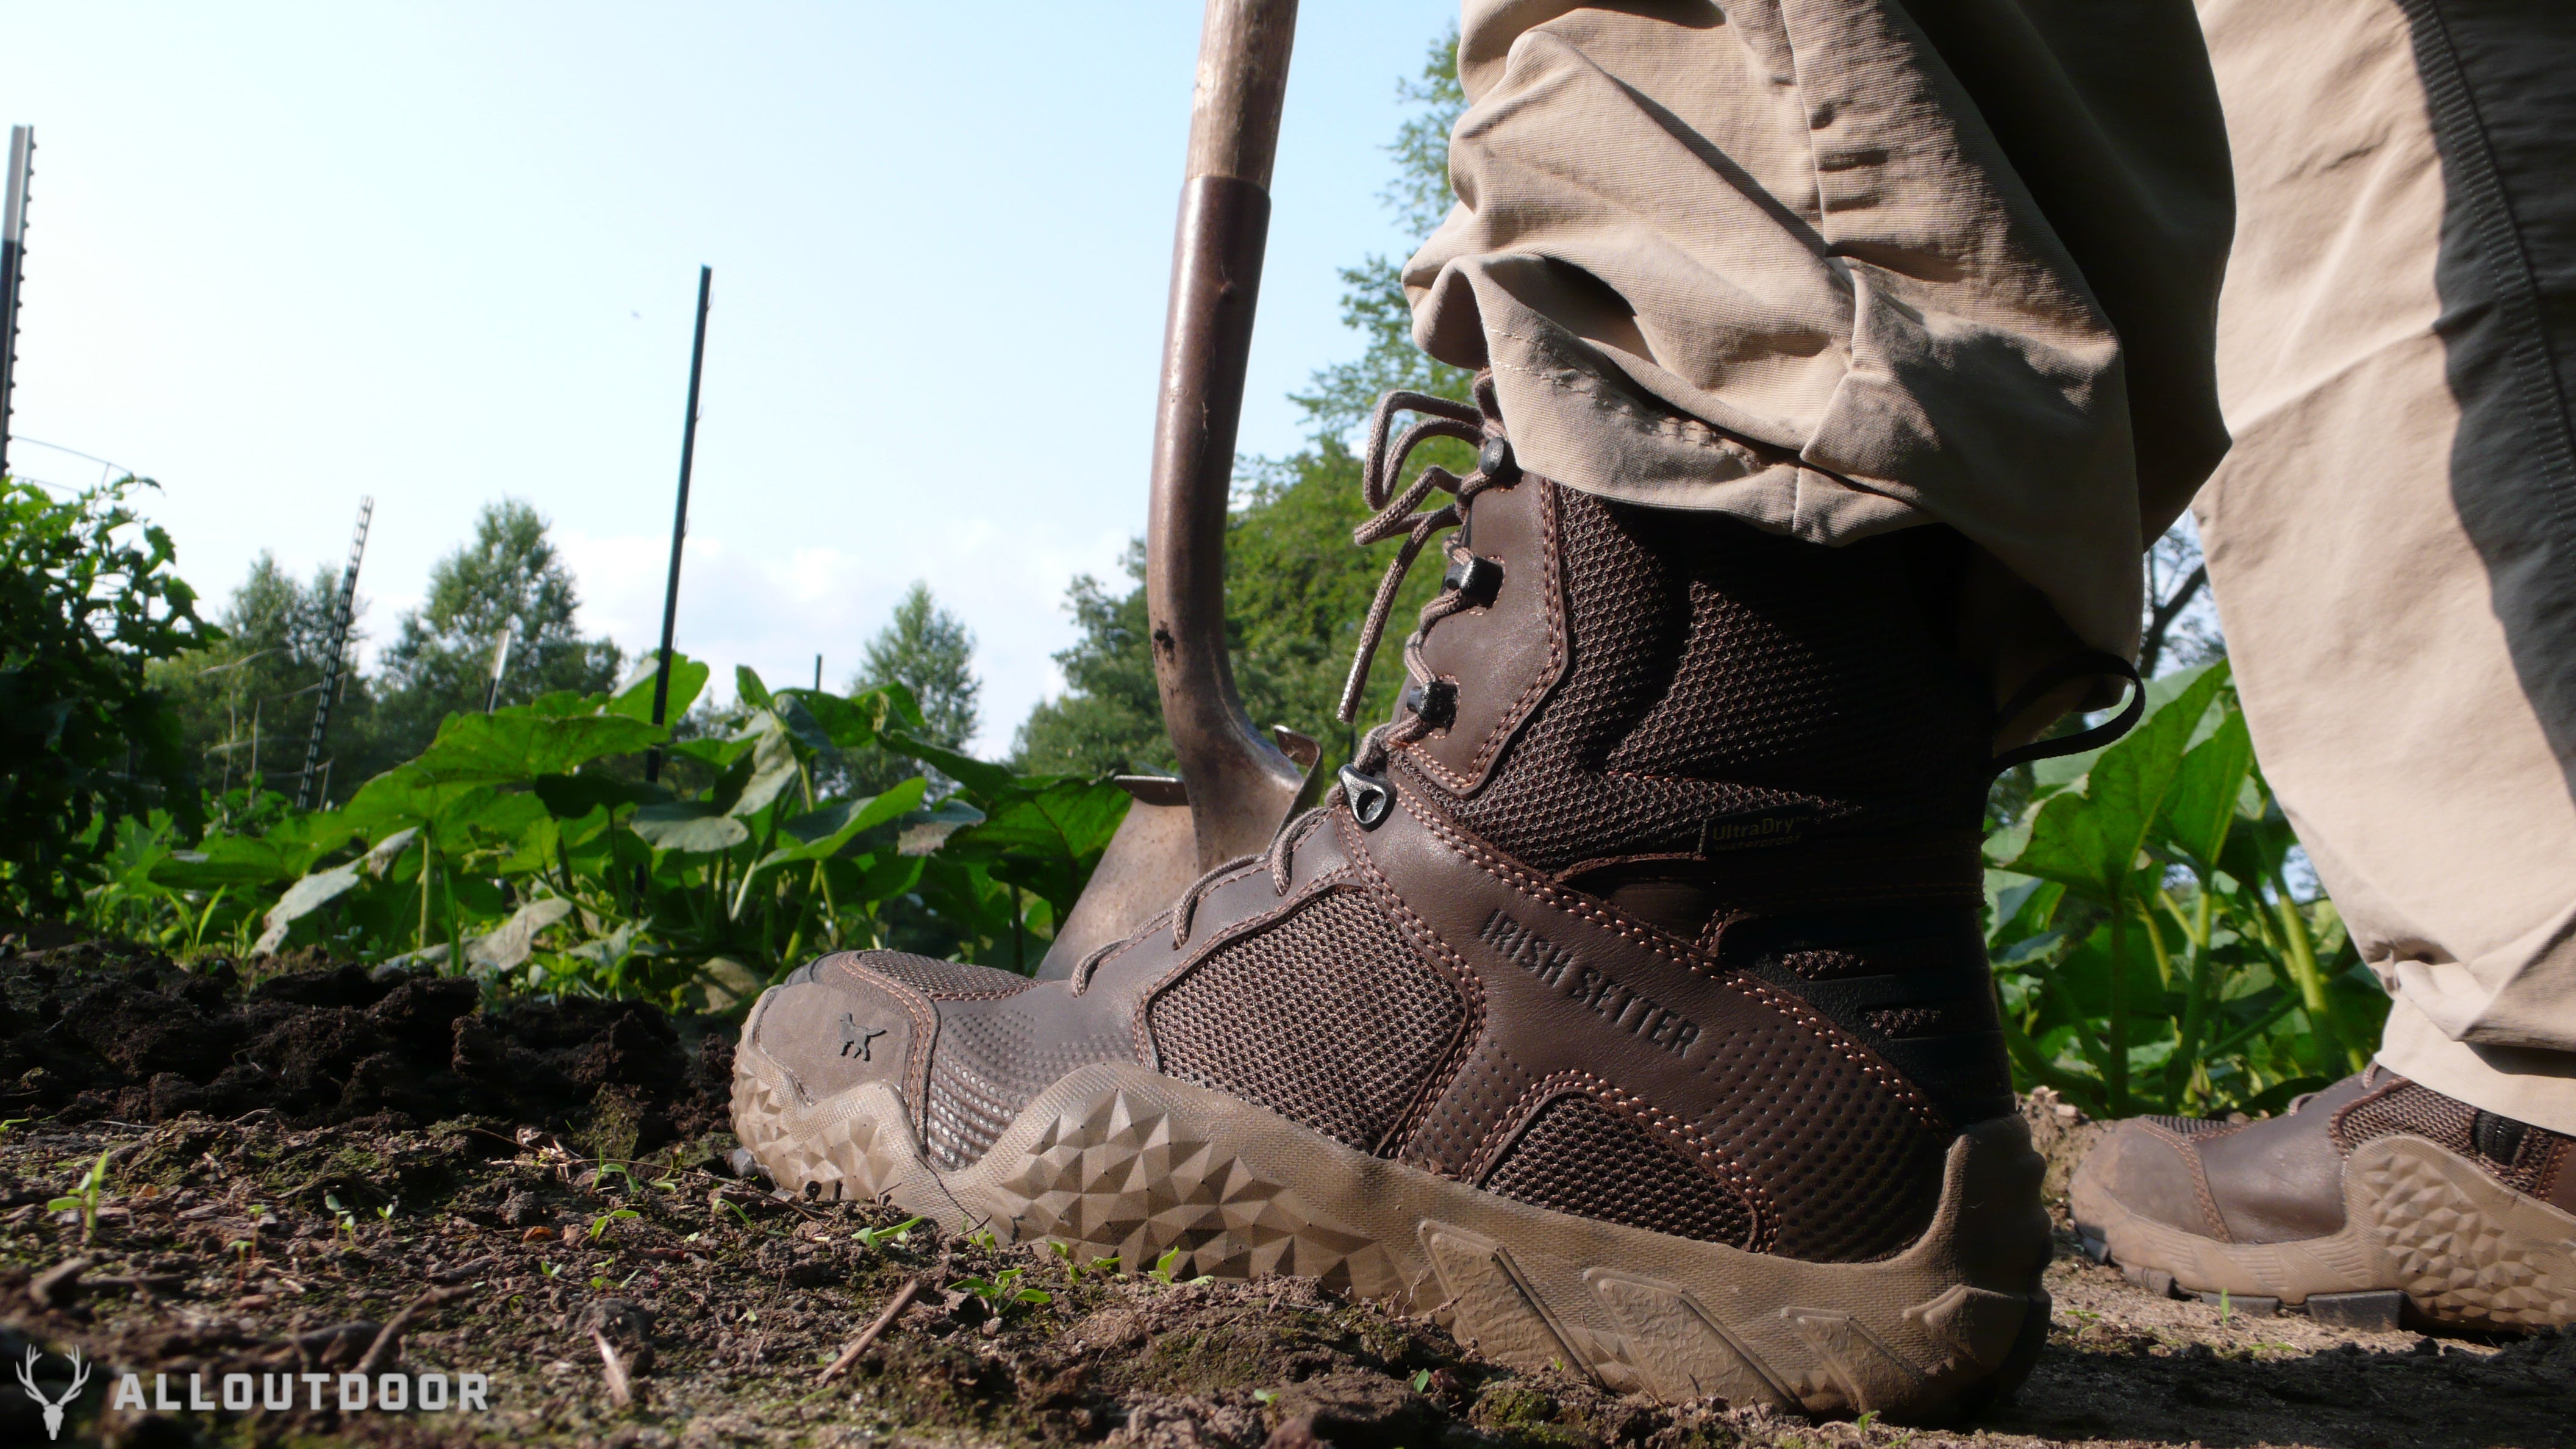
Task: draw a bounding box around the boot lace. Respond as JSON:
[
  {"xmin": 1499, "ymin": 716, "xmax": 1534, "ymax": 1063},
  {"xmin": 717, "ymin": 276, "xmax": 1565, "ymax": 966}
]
[
  {"xmin": 1070, "ymin": 381, "xmax": 1509, "ymax": 992},
  {"xmin": 1338, "ymin": 377, "xmax": 1512, "ymax": 776}
]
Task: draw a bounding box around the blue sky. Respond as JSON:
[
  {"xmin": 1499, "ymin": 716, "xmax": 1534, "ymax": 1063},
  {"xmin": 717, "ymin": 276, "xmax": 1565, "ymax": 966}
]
[{"xmin": 1, "ymin": 2, "xmax": 1457, "ymax": 751}]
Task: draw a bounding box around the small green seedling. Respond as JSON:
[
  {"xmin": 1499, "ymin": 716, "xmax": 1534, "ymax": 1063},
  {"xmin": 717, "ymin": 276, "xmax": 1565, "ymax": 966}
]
[
  {"xmin": 1145, "ymin": 1245, "xmax": 1211, "ymax": 1286},
  {"xmin": 323, "ymin": 1193, "xmax": 360, "ymax": 1236},
  {"xmin": 716, "ymin": 1198, "xmax": 760, "ymax": 1233},
  {"xmin": 593, "ymin": 1162, "xmax": 639, "ymax": 1192},
  {"xmin": 542, "ymin": 1261, "xmax": 564, "ymax": 1279},
  {"xmin": 1855, "ymin": 1409, "xmax": 1878, "ymax": 1433},
  {"xmin": 1251, "ymin": 1389, "xmax": 1278, "ymax": 1406},
  {"xmin": 854, "ymin": 1215, "xmax": 926, "ymax": 1251},
  {"xmin": 965, "ymin": 1228, "xmax": 999, "ymax": 1253},
  {"xmin": 1410, "ymin": 1370, "xmax": 1432, "ymax": 1393},
  {"xmin": 47, "ymin": 1150, "xmax": 112, "ymax": 1243},
  {"xmin": 953, "ymin": 1265, "xmax": 1053, "ymax": 1308},
  {"xmin": 0, "ymin": 1117, "xmax": 29, "ymax": 1137},
  {"xmin": 375, "ymin": 1201, "xmax": 398, "ymax": 1222},
  {"xmin": 2217, "ymin": 1289, "xmax": 2234, "ymax": 1325},
  {"xmin": 589, "ymin": 1208, "xmax": 641, "ymax": 1241},
  {"xmin": 1050, "ymin": 1240, "xmax": 1120, "ymax": 1281}
]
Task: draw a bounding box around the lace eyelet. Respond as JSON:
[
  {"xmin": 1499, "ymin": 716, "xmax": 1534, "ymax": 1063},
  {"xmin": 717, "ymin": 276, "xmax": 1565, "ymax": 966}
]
[
  {"xmin": 1401, "ymin": 679, "xmax": 1457, "ymax": 729},
  {"xmin": 1477, "ymin": 435, "xmax": 1519, "ymax": 484},
  {"xmin": 1338, "ymin": 765, "xmax": 1395, "ymax": 829},
  {"xmin": 1441, "ymin": 553, "xmax": 1501, "ymax": 606}
]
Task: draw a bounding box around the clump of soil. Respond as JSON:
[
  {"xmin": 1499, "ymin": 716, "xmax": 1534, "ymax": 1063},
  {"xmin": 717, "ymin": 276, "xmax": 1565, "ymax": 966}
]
[{"xmin": 0, "ymin": 941, "xmax": 731, "ymax": 1156}]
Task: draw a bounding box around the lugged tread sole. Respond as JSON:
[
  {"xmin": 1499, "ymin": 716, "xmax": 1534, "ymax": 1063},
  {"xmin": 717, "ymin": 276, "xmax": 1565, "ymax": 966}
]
[
  {"xmin": 2070, "ymin": 1136, "xmax": 2576, "ymax": 1331},
  {"xmin": 732, "ymin": 991, "xmax": 2052, "ymax": 1422}
]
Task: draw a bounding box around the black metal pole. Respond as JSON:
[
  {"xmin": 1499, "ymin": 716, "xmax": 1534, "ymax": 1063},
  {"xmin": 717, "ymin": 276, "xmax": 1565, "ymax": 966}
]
[
  {"xmin": 1, "ymin": 126, "xmax": 34, "ymax": 479},
  {"xmin": 645, "ymin": 265, "xmax": 712, "ymax": 783}
]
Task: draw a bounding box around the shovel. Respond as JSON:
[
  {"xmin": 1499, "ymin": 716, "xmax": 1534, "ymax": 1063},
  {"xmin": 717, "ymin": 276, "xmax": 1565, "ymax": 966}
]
[{"xmin": 1034, "ymin": 0, "xmax": 1311, "ymax": 978}]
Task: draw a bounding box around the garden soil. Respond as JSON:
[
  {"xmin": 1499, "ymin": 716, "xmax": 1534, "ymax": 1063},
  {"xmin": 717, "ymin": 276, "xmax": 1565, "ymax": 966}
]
[{"xmin": 0, "ymin": 940, "xmax": 2565, "ymax": 1449}]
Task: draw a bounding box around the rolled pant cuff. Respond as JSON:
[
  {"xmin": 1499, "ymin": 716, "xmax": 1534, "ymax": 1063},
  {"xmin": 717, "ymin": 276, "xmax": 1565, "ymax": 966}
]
[{"xmin": 2377, "ymin": 996, "xmax": 2576, "ymax": 1137}]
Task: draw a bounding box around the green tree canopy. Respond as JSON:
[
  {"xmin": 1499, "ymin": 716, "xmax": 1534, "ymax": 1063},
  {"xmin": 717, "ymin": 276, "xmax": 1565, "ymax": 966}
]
[
  {"xmin": 372, "ymin": 499, "xmax": 621, "ymax": 760},
  {"xmin": 154, "ymin": 551, "xmax": 374, "ymax": 801},
  {"xmin": 855, "ymin": 581, "xmax": 981, "ymax": 750}
]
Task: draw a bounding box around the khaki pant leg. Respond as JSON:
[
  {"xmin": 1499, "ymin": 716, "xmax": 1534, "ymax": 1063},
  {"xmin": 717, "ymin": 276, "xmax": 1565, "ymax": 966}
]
[
  {"xmin": 1404, "ymin": 1, "xmax": 2231, "ymax": 667},
  {"xmin": 2198, "ymin": 0, "xmax": 2576, "ymax": 1132}
]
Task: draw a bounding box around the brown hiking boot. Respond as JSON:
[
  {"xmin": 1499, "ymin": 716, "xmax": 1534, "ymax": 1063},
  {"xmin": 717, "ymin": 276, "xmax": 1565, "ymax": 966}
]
[
  {"xmin": 732, "ymin": 384, "xmax": 2054, "ymax": 1419},
  {"xmin": 2072, "ymin": 1067, "xmax": 2576, "ymax": 1330}
]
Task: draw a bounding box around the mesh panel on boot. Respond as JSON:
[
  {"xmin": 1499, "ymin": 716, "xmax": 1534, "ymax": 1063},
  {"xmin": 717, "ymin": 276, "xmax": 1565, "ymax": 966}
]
[
  {"xmin": 2336, "ymin": 1081, "xmax": 2571, "ymax": 1198},
  {"xmin": 922, "ymin": 1001, "xmax": 1131, "ymax": 1170},
  {"xmin": 1405, "ymin": 489, "xmax": 1986, "ymax": 879},
  {"xmin": 859, "ymin": 953, "xmax": 1033, "ymax": 1000},
  {"xmin": 1150, "ymin": 888, "xmax": 1466, "ymax": 1153},
  {"xmin": 1483, "ymin": 1093, "xmax": 1755, "ymax": 1247}
]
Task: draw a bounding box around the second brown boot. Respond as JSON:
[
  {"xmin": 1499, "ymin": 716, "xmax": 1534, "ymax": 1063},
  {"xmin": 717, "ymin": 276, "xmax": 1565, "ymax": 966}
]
[
  {"xmin": 2073, "ymin": 1067, "xmax": 2576, "ymax": 1329},
  {"xmin": 733, "ymin": 385, "xmax": 2054, "ymax": 1420}
]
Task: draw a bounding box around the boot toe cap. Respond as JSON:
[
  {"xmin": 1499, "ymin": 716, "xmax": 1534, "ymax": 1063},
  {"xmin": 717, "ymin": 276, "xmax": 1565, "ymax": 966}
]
[
  {"xmin": 742, "ymin": 954, "xmax": 928, "ymax": 1108},
  {"xmin": 2072, "ymin": 1118, "xmax": 2225, "ymax": 1241}
]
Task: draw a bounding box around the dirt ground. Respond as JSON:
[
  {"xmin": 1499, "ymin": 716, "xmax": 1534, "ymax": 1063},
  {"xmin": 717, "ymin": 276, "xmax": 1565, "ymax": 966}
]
[{"xmin": 0, "ymin": 941, "xmax": 2566, "ymax": 1449}]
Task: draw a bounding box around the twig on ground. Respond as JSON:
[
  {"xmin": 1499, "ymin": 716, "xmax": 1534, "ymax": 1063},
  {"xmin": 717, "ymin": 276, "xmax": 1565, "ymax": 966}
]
[
  {"xmin": 29, "ymin": 1255, "xmax": 93, "ymax": 1309},
  {"xmin": 817, "ymin": 1276, "xmax": 923, "ymax": 1384},
  {"xmin": 593, "ymin": 1327, "xmax": 634, "ymax": 1408},
  {"xmin": 356, "ymin": 1285, "xmax": 466, "ymax": 1376}
]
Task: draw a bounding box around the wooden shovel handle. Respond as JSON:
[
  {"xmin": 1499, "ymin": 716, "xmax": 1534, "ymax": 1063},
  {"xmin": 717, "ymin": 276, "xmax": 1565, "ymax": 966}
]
[{"xmin": 1148, "ymin": 0, "xmax": 1307, "ymax": 871}]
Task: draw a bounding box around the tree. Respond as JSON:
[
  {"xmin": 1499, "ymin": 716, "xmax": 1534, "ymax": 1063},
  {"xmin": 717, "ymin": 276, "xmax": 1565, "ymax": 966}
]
[
  {"xmin": 1012, "ymin": 548, "xmax": 1166, "ymax": 776},
  {"xmin": 370, "ymin": 499, "xmax": 622, "ymax": 760},
  {"xmin": 155, "ymin": 552, "xmax": 381, "ymax": 802},
  {"xmin": 1014, "ymin": 30, "xmax": 1470, "ymax": 778},
  {"xmin": 856, "ymin": 581, "xmax": 981, "ymax": 748}
]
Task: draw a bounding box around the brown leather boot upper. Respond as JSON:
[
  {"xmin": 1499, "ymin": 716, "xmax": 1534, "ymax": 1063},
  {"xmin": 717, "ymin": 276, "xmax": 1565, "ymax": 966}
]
[
  {"xmin": 746, "ymin": 385, "xmax": 2023, "ymax": 1265},
  {"xmin": 2076, "ymin": 1068, "xmax": 2576, "ymax": 1247}
]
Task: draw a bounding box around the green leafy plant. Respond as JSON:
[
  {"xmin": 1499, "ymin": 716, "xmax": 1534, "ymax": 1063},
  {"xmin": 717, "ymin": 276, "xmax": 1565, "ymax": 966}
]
[
  {"xmin": 1986, "ymin": 661, "xmax": 2385, "ymax": 1117},
  {"xmin": 1, "ymin": 475, "xmax": 221, "ymax": 922},
  {"xmin": 1409, "ymin": 1370, "xmax": 1432, "ymax": 1393},
  {"xmin": 1144, "ymin": 1245, "xmax": 1211, "ymax": 1286},
  {"xmin": 46, "ymin": 1149, "xmax": 113, "ymax": 1243},
  {"xmin": 91, "ymin": 655, "xmax": 1130, "ymax": 1005},
  {"xmin": 587, "ymin": 1208, "xmax": 640, "ymax": 1241},
  {"xmin": 952, "ymin": 1265, "xmax": 1052, "ymax": 1309},
  {"xmin": 854, "ymin": 1215, "xmax": 926, "ymax": 1251},
  {"xmin": 1049, "ymin": 1239, "xmax": 1120, "ymax": 1281}
]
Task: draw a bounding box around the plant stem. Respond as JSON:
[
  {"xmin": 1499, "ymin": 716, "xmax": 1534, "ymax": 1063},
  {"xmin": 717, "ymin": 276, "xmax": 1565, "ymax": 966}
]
[
  {"xmin": 416, "ymin": 825, "xmax": 434, "ymax": 957},
  {"xmin": 2140, "ymin": 898, "xmax": 2178, "ymax": 990},
  {"xmin": 2269, "ymin": 875, "xmax": 2358, "ymax": 1073},
  {"xmin": 2106, "ymin": 881, "xmax": 2131, "ymax": 1116},
  {"xmin": 2163, "ymin": 881, "xmax": 2216, "ymax": 1110}
]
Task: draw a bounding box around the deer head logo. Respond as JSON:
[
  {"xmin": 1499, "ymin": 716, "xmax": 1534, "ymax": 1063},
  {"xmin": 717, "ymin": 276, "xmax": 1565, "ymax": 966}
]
[{"xmin": 16, "ymin": 1346, "xmax": 89, "ymax": 1440}]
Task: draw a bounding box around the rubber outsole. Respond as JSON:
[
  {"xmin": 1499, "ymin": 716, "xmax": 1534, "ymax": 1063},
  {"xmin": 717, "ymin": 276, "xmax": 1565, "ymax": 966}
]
[
  {"xmin": 2069, "ymin": 1136, "xmax": 2576, "ymax": 1331},
  {"xmin": 732, "ymin": 991, "xmax": 2053, "ymax": 1422}
]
